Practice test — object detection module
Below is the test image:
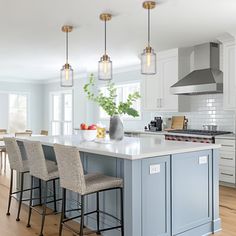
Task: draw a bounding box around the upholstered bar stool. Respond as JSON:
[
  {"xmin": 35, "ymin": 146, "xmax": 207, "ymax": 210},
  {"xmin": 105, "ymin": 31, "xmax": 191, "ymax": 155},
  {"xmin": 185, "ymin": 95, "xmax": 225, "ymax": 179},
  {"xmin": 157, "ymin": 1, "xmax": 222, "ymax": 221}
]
[
  {"xmin": 23, "ymin": 140, "xmax": 60, "ymax": 236},
  {"xmin": 54, "ymin": 144, "xmax": 124, "ymax": 236},
  {"xmin": 3, "ymin": 137, "xmax": 39, "ymax": 221},
  {"xmin": 0, "ymin": 129, "xmax": 8, "ymax": 172}
]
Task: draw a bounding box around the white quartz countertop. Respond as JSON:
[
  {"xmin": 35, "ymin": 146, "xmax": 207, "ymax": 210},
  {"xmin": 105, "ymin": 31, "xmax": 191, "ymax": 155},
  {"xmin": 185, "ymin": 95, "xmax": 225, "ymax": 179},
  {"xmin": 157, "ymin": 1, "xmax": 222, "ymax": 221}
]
[
  {"xmin": 18, "ymin": 135, "xmax": 220, "ymax": 160},
  {"xmin": 215, "ymin": 133, "xmax": 236, "ymax": 140}
]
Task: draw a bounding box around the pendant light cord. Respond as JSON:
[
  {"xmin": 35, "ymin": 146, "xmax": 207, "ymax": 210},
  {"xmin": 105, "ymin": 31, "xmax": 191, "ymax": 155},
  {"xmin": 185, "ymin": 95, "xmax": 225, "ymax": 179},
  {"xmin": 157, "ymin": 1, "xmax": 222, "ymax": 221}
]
[
  {"xmin": 66, "ymin": 31, "xmax": 69, "ymax": 64},
  {"xmin": 148, "ymin": 8, "xmax": 150, "ymax": 47},
  {"xmin": 104, "ymin": 19, "xmax": 107, "ymax": 55}
]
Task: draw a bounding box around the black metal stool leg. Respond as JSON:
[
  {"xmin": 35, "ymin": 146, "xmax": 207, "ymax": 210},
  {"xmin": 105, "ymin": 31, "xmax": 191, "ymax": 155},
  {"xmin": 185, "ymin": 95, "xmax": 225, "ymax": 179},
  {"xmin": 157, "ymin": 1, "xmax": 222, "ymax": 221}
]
[
  {"xmin": 16, "ymin": 172, "xmax": 24, "ymax": 221},
  {"xmin": 39, "ymin": 179, "xmax": 42, "ymax": 206},
  {"xmin": 80, "ymin": 195, "xmax": 84, "ymax": 236},
  {"xmin": 27, "ymin": 176, "xmax": 34, "ymax": 227},
  {"xmin": 4, "ymin": 152, "xmax": 6, "ymax": 173},
  {"xmin": 39, "ymin": 181, "xmax": 47, "ymax": 236},
  {"xmin": 96, "ymin": 192, "xmax": 100, "ymax": 235},
  {"xmin": 59, "ymin": 188, "xmax": 66, "ymax": 236},
  {"xmin": 53, "ymin": 179, "xmax": 57, "ymax": 212},
  {"xmin": 6, "ymin": 169, "xmax": 13, "ymax": 216},
  {"xmin": 120, "ymin": 188, "xmax": 124, "ymax": 236}
]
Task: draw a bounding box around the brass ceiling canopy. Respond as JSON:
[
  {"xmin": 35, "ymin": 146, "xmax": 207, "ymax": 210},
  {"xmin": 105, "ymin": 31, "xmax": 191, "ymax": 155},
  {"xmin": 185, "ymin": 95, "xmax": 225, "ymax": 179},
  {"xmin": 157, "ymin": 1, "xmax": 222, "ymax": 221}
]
[
  {"xmin": 100, "ymin": 13, "xmax": 112, "ymax": 22},
  {"xmin": 143, "ymin": 1, "xmax": 156, "ymax": 9},
  {"xmin": 61, "ymin": 25, "xmax": 73, "ymax": 33}
]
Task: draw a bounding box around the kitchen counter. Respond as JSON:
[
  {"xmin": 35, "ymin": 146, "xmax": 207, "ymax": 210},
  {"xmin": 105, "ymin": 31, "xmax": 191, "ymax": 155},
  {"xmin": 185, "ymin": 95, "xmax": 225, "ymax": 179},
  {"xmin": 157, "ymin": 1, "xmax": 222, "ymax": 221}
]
[
  {"xmin": 17, "ymin": 135, "xmax": 221, "ymax": 236},
  {"xmin": 215, "ymin": 133, "xmax": 236, "ymax": 140},
  {"xmin": 21, "ymin": 134, "xmax": 220, "ymax": 160}
]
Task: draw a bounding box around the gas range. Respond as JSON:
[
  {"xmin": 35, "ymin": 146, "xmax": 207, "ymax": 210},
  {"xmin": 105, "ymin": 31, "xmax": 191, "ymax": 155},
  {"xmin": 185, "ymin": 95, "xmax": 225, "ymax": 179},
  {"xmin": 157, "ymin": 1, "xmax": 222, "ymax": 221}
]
[
  {"xmin": 167, "ymin": 129, "xmax": 231, "ymax": 136},
  {"xmin": 165, "ymin": 129, "xmax": 232, "ymax": 143}
]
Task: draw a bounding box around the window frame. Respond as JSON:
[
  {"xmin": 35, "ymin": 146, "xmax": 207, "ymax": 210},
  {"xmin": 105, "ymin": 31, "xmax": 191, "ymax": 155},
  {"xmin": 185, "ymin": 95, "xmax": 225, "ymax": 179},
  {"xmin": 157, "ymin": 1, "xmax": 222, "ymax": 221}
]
[
  {"xmin": 49, "ymin": 89, "xmax": 74, "ymax": 135},
  {"xmin": 98, "ymin": 80, "xmax": 142, "ymax": 121},
  {"xmin": 5, "ymin": 91, "xmax": 30, "ymax": 132}
]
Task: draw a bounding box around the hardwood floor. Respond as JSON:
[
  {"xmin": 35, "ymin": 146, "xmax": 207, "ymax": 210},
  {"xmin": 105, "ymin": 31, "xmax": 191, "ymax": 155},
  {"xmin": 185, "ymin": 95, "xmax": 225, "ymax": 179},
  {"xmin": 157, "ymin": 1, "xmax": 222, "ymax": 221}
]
[{"xmin": 1, "ymin": 161, "xmax": 236, "ymax": 236}]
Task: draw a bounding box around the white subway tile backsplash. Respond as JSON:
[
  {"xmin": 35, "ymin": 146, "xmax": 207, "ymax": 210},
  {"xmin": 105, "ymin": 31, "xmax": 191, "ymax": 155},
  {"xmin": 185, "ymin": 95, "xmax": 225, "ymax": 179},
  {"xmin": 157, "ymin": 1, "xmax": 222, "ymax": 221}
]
[{"xmin": 152, "ymin": 94, "xmax": 235, "ymax": 132}]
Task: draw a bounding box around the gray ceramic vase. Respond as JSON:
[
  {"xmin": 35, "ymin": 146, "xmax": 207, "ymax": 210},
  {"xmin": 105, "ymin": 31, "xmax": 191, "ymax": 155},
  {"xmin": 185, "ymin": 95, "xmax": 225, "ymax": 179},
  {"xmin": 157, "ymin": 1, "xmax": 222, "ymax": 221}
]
[{"xmin": 109, "ymin": 115, "xmax": 124, "ymax": 140}]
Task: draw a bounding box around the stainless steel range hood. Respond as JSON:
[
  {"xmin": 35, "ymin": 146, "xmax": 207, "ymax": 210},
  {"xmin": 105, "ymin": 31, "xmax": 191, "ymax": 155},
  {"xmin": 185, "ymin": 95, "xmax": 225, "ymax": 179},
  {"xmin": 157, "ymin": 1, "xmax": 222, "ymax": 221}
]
[{"xmin": 170, "ymin": 42, "xmax": 223, "ymax": 95}]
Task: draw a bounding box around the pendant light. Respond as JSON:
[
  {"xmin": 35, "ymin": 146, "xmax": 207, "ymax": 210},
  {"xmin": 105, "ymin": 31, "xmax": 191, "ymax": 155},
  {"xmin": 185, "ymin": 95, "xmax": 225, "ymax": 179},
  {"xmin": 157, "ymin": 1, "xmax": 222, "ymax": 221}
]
[
  {"xmin": 98, "ymin": 13, "xmax": 112, "ymax": 81},
  {"xmin": 141, "ymin": 1, "xmax": 156, "ymax": 75},
  {"xmin": 61, "ymin": 25, "xmax": 74, "ymax": 87}
]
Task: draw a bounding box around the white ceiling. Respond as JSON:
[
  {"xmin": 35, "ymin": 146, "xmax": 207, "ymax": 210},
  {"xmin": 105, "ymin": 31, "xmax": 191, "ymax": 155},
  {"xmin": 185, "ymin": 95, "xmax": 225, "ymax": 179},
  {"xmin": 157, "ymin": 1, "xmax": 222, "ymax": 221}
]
[{"xmin": 1, "ymin": 0, "xmax": 236, "ymax": 82}]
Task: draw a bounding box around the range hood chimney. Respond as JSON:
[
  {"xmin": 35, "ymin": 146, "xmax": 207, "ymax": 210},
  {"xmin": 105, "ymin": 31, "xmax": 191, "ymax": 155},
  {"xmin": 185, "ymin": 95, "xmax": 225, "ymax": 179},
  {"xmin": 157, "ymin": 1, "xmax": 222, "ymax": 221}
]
[{"xmin": 170, "ymin": 42, "xmax": 223, "ymax": 95}]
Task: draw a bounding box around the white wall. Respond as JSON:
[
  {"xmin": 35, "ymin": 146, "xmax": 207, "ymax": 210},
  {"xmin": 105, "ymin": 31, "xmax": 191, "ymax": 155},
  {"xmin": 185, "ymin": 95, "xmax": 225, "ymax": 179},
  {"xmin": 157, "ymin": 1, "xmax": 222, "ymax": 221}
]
[
  {"xmin": 42, "ymin": 78, "xmax": 88, "ymax": 131},
  {"xmin": 0, "ymin": 81, "xmax": 44, "ymax": 133},
  {"xmin": 42, "ymin": 70, "xmax": 235, "ymax": 133}
]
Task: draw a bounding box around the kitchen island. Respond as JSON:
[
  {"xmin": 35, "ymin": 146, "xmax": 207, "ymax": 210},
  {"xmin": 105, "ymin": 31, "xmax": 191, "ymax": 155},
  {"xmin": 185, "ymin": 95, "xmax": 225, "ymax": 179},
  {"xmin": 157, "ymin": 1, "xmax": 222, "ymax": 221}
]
[{"xmin": 18, "ymin": 135, "xmax": 221, "ymax": 236}]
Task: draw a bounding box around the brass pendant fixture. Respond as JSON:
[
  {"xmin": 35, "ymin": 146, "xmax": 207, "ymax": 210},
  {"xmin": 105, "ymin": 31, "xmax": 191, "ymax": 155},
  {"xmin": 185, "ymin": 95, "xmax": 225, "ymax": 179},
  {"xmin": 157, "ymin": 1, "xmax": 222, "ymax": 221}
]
[
  {"xmin": 98, "ymin": 13, "xmax": 113, "ymax": 81},
  {"xmin": 61, "ymin": 25, "xmax": 74, "ymax": 87},
  {"xmin": 141, "ymin": 1, "xmax": 157, "ymax": 75}
]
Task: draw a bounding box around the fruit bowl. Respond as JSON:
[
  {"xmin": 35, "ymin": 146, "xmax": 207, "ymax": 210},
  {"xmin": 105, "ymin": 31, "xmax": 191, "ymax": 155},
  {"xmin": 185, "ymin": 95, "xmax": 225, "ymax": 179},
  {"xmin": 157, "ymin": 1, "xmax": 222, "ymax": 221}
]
[{"xmin": 81, "ymin": 130, "xmax": 97, "ymax": 141}]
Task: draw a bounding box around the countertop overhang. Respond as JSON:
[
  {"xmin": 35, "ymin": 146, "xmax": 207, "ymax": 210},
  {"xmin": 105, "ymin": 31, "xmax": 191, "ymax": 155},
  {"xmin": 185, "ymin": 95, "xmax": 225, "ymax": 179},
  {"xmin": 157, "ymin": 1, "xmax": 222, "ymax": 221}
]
[{"xmin": 17, "ymin": 135, "xmax": 221, "ymax": 160}]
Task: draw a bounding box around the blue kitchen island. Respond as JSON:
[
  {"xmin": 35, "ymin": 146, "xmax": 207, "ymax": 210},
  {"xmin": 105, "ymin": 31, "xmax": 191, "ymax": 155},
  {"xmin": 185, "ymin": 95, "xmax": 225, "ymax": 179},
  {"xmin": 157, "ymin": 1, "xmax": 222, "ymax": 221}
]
[{"xmin": 20, "ymin": 135, "xmax": 221, "ymax": 236}]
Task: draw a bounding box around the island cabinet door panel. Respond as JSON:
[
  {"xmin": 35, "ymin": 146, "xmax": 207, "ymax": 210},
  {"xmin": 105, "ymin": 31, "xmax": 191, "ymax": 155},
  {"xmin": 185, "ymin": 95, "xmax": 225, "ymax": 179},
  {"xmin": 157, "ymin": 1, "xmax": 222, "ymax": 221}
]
[
  {"xmin": 171, "ymin": 150, "xmax": 213, "ymax": 235},
  {"xmin": 141, "ymin": 156, "xmax": 171, "ymax": 236}
]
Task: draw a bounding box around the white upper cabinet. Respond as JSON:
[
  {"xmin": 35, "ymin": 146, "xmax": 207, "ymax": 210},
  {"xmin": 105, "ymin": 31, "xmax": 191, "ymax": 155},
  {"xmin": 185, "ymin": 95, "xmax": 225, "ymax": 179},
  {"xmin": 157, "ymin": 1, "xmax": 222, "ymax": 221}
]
[
  {"xmin": 142, "ymin": 49, "xmax": 178, "ymax": 111},
  {"xmin": 222, "ymin": 42, "xmax": 236, "ymax": 110}
]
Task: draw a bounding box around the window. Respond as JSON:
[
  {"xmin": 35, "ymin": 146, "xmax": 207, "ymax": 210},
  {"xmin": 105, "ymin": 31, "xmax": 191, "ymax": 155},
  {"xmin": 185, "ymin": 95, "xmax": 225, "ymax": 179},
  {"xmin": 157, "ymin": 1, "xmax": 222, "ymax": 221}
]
[
  {"xmin": 99, "ymin": 82, "xmax": 141, "ymax": 119},
  {"xmin": 50, "ymin": 91, "xmax": 73, "ymax": 135},
  {"xmin": 9, "ymin": 93, "xmax": 28, "ymax": 133}
]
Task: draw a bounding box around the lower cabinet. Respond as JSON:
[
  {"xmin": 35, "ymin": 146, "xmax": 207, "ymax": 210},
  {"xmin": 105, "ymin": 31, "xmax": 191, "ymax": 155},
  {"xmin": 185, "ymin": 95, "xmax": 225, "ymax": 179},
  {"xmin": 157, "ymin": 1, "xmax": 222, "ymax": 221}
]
[
  {"xmin": 215, "ymin": 138, "xmax": 236, "ymax": 185},
  {"xmin": 141, "ymin": 156, "xmax": 171, "ymax": 236},
  {"xmin": 171, "ymin": 150, "xmax": 212, "ymax": 235}
]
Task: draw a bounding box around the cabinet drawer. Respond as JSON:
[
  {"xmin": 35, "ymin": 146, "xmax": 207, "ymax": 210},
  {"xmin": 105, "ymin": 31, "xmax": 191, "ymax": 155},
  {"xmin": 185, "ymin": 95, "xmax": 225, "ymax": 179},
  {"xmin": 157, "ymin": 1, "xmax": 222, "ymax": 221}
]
[
  {"xmin": 215, "ymin": 139, "xmax": 235, "ymax": 149},
  {"xmin": 219, "ymin": 166, "xmax": 235, "ymax": 184},
  {"xmin": 219, "ymin": 151, "xmax": 235, "ymax": 167}
]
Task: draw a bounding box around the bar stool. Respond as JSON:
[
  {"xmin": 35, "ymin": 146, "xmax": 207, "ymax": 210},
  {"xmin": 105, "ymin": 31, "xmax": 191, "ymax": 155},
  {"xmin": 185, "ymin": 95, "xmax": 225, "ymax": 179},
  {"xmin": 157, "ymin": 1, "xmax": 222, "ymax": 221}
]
[
  {"xmin": 3, "ymin": 137, "xmax": 38, "ymax": 221},
  {"xmin": 23, "ymin": 140, "xmax": 60, "ymax": 236},
  {"xmin": 54, "ymin": 144, "xmax": 124, "ymax": 236},
  {"xmin": 0, "ymin": 129, "xmax": 8, "ymax": 173}
]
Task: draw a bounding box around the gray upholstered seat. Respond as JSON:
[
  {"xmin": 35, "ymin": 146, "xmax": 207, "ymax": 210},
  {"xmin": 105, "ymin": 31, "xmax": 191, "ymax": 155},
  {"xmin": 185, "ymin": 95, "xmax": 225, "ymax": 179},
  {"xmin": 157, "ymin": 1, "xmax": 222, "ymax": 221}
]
[
  {"xmin": 4, "ymin": 137, "xmax": 30, "ymax": 172},
  {"xmin": 53, "ymin": 144, "xmax": 123, "ymax": 195},
  {"xmin": 85, "ymin": 173, "xmax": 123, "ymax": 195},
  {"xmin": 23, "ymin": 140, "xmax": 58, "ymax": 181}
]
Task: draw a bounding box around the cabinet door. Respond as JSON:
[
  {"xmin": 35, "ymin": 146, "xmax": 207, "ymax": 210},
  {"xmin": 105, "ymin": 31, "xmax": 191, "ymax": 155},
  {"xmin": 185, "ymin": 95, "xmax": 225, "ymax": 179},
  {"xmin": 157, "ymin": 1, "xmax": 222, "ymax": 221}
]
[
  {"xmin": 223, "ymin": 43, "xmax": 236, "ymax": 110},
  {"xmin": 161, "ymin": 57, "xmax": 178, "ymax": 111},
  {"xmin": 142, "ymin": 66, "xmax": 162, "ymax": 110},
  {"xmin": 172, "ymin": 150, "xmax": 212, "ymax": 235},
  {"xmin": 142, "ymin": 156, "xmax": 170, "ymax": 236},
  {"xmin": 142, "ymin": 49, "xmax": 178, "ymax": 111}
]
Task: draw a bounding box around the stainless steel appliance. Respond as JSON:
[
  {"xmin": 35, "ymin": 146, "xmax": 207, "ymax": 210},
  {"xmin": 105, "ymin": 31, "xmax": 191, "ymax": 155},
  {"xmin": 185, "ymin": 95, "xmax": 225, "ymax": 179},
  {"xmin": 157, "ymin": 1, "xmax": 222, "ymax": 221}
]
[
  {"xmin": 170, "ymin": 42, "xmax": 223, "ymax": 95},
  {"xmin": 165, "ymin": 129, "xmax": 231, "ymax": 143},
  {"xmin": 147, "ymin": 117, "xmax": 163, "ymax": 132}
]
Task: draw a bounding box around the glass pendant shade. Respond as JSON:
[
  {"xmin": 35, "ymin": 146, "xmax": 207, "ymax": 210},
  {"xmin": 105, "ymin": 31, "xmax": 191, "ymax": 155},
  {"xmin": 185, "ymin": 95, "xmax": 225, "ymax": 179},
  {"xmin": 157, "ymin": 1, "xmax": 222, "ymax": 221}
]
[
  {"xmin": 60, "ymin": 63, "xmax": 73, "ymax": 87},
  {"xmin": 141, "ymin": 46, "xmax": 156, "ymax": 75},
  {"xmin": 98, "ymin": 54, "xmax": 112, "ymax": 80}
]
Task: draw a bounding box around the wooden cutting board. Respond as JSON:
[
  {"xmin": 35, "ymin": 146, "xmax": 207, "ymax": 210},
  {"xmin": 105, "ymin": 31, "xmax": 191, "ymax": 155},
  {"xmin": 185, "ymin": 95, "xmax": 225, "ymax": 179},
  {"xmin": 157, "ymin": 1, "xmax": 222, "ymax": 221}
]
[{"xmin": 171, "ymin": 116, "xmax": 185, "ymax": 130}]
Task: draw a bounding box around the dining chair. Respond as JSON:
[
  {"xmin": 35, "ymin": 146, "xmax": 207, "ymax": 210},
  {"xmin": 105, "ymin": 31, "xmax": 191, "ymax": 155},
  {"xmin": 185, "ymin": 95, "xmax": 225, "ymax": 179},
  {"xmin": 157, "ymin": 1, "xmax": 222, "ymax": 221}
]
[
  {"xmin": 40, "ymin": 130, "xmax": 48, "ymax": 136},
  {"xmin": 15, "ymin": 132, "xmax": 32, "ymax": 138},
  {"xmin": 0, "ymin": 129, "xmax": 8, "ymax": 172}
]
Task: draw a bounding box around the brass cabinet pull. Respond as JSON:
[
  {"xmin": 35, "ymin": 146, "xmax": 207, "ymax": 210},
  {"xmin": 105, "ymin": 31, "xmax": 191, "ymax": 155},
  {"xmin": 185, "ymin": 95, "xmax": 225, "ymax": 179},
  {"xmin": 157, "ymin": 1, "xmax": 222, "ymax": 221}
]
[
  {"xmin": 221, "ymin": 172, "xmax": 234, "ymax": 177},
  {"xmin": 221, "ymin": 157, "xmax": 234, "ymax": 160}
]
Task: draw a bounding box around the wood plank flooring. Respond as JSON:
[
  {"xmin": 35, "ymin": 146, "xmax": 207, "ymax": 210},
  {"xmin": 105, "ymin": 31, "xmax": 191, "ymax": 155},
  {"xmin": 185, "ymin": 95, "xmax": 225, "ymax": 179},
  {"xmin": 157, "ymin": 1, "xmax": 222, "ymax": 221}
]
[{"xmin": 1, "ymin": 160, "xmax": 236, "ymax": 235}]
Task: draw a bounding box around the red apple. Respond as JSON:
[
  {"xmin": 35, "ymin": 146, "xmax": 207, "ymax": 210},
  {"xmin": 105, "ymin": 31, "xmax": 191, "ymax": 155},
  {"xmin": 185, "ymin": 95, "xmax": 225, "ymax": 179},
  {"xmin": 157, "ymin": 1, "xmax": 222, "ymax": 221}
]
[
  {"xmin": 80, "ymin": 123, "xmax": 88, "ymax": 130},
  {"xmin": 88, "ymin": 124, "xmax": 97, "ymax": 130}
]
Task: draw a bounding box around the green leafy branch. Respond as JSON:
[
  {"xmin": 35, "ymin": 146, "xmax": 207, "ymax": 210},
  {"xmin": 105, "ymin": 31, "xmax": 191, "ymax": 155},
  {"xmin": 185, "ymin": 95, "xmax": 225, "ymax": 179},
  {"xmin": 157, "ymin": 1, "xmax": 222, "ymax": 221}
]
[{"xmin": 84, "ymin": 74, "xmax": 141, "ymax": 117}]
